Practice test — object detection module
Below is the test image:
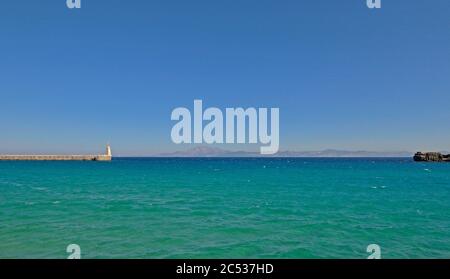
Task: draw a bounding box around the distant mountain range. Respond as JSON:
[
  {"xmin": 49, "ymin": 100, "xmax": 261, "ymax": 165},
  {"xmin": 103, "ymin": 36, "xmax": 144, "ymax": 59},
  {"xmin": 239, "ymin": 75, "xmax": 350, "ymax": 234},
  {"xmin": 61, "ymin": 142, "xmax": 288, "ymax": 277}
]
[{"xmin": 157, "ymin": 146, "xmax": 414, "ymax": 157}]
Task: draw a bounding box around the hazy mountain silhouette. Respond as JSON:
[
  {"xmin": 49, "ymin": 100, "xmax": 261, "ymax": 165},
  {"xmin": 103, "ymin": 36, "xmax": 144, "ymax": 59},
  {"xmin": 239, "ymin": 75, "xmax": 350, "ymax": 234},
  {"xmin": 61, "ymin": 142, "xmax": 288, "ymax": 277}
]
[{"xmin": 158, "ymin": 146, "xmax": 413, "ymax": 157}]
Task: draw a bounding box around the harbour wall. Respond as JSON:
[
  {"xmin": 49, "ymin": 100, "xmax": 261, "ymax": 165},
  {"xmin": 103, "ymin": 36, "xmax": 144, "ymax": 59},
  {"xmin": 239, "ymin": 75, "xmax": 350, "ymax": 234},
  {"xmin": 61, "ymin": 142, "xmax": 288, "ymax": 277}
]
[{"xmin": 0, "ymin": 155, "xmax": 111, "ymax": 161}]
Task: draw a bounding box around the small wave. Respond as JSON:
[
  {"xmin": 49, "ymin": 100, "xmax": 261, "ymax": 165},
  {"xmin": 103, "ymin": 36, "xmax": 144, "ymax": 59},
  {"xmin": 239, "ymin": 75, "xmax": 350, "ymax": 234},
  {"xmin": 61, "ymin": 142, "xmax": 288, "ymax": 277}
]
[{"xmin": 31, "ymin": 187, "xmax": 48, "ymax": 191}]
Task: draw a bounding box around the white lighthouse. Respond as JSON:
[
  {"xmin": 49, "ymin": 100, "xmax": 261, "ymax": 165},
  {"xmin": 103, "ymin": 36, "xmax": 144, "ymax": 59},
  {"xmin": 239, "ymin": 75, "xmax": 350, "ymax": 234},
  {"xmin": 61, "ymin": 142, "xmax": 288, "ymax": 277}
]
[{"xmin": 106, "ymin": 144, "xmax": 112, "ymax": 157}]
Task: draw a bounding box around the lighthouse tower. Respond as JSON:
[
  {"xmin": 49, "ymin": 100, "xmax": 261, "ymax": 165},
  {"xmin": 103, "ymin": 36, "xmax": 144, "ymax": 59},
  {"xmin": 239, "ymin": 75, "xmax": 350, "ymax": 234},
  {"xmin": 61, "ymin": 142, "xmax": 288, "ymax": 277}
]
[{"xmin": 106, "ymin": 144, "xmax": 112, "ymax": 157}]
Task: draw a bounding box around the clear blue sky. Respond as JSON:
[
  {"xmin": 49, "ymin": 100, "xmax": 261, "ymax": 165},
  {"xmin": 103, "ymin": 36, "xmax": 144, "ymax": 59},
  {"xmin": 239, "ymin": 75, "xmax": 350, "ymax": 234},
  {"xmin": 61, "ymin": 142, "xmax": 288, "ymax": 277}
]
[{"xmin": 0, "ymin": 0, "xmax": 449, "ymax": 155}]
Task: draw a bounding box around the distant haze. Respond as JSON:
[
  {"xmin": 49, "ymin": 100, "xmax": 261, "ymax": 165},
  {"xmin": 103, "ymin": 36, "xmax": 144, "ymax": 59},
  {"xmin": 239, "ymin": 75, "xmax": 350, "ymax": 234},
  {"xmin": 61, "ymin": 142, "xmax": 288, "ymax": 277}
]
[{"xmin": 154, "ymin": 146, "xmax": 413, "ymax": 158}]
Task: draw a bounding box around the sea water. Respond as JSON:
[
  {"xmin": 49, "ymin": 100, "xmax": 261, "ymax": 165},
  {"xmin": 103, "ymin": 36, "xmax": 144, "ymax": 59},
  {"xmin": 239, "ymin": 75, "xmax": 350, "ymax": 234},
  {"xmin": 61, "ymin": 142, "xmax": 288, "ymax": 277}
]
[{"xmin": 0, "ymin": 158, "xmax": 449, "ymax": 258}]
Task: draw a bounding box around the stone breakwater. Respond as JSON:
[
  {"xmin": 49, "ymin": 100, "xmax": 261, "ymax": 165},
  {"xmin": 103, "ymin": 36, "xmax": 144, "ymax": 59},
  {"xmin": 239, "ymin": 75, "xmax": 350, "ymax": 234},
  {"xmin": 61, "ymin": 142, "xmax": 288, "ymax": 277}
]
[
  {"xmin": 413, "ymin": 152, "xmax": 450, "ymax": 162},
  {"xmin": 0, "ymin": 145, "xmax": 112, "ymax": 161},
  {"xmin": 0, "ymin": 155, "xmax": 111, "ymax": 161}
]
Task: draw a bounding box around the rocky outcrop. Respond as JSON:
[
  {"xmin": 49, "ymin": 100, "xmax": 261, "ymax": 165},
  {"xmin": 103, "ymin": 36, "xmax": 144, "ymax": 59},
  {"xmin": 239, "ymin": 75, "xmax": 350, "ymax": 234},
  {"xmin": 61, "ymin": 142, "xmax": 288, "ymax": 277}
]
[{"xmin": 414, "ymin": 152, "xmax": 450, "ymax": 162}]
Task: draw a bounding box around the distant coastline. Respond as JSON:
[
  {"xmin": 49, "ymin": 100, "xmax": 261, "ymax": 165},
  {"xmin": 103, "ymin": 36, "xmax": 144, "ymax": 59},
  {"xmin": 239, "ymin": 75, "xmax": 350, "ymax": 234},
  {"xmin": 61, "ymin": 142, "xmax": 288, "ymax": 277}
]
[
  {"xmin": 4, "ymin": 146, "xmax": 450, "ymax": 159},
  {"xmin": 155, "ymin": 147, "xmax": 414, "ymax": 158}
]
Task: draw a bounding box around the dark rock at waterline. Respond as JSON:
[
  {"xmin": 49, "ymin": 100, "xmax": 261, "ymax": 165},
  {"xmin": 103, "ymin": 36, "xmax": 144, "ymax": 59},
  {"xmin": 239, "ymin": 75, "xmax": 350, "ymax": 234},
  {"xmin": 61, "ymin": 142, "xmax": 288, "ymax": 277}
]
[{"xmin": 414, "ymin": 152, "xmax": 450, "ymax": 162}]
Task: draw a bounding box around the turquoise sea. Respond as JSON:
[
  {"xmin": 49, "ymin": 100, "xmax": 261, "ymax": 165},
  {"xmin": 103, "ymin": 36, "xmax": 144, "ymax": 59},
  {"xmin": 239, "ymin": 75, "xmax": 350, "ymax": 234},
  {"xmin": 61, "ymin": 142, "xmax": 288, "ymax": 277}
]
[{"xmin": 0, "ymin": 158, "xmax": 449, "ymax": 259}]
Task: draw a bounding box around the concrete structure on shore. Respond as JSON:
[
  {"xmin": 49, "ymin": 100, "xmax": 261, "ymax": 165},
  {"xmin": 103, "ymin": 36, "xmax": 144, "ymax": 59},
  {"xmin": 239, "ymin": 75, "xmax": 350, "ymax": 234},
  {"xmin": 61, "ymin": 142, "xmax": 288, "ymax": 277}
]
[{"xmin": 0, "ymin": 145, "xmax": 112, "ymax": 161}]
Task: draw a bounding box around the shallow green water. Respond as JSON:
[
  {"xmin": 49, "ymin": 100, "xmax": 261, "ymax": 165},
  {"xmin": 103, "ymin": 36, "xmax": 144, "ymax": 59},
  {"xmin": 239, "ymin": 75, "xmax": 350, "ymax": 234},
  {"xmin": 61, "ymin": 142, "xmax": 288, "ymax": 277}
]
[{"xmin": 0, "ymin": 158, "xmax": 449, "ymax": 258}]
